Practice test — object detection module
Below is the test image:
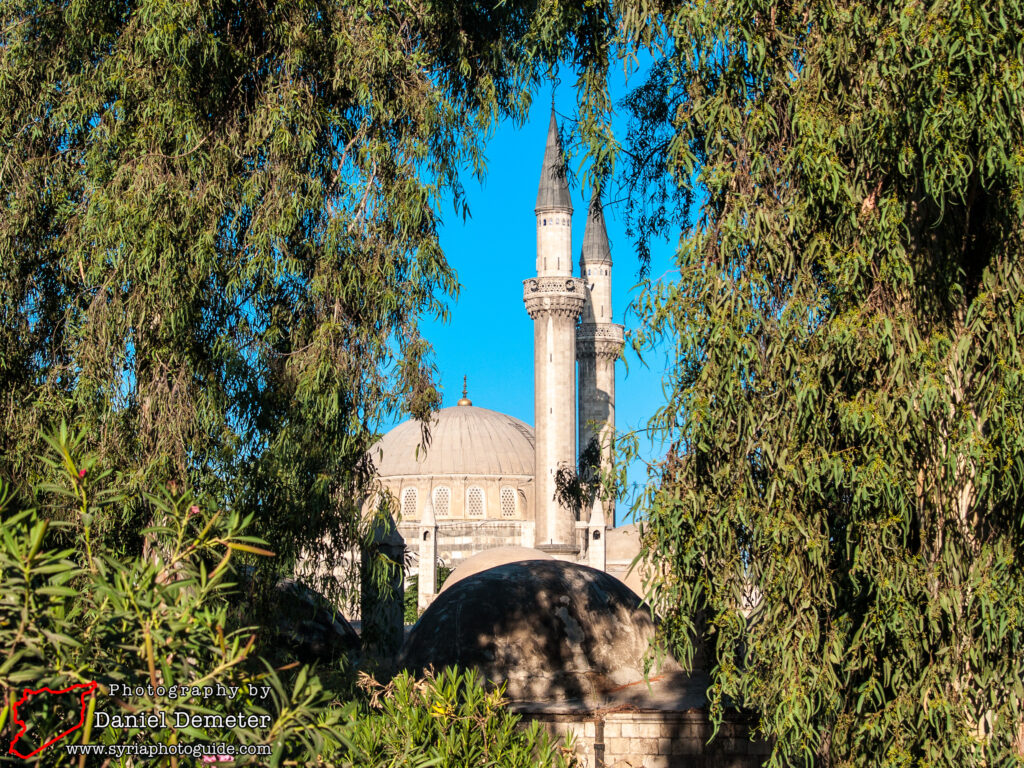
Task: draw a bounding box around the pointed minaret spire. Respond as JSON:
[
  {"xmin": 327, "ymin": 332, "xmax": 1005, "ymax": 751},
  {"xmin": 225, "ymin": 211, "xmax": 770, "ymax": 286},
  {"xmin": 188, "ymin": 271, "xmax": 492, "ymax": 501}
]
[
  {"xmin": 535, "ymin": 109, "xmax": 572, "ymax": 213},
  {"xmin": 580, "ymin": 190, "xmax": 613, "ymax": 326},
  {"xmin": 581, "ymin": 191, "xmax": 612, "ymax": 265}
]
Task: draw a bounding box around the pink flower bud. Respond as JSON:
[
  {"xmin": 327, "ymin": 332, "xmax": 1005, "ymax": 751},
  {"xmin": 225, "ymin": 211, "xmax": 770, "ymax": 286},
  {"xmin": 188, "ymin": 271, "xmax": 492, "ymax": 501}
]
[
  {"xmin": 189, "ymin": 505, "xmax": 200, "ymax": 517},
  {"xmin": 78, "ymin": 469, "xmax": 87, "ymax": 479}
]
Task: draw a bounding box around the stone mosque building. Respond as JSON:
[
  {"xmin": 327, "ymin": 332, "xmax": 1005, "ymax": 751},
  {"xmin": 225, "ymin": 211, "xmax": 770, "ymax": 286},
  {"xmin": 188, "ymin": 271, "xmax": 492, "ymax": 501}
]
[{"xmin": 368, "ymin": 109, "xmax": 643, "ymax": 612}]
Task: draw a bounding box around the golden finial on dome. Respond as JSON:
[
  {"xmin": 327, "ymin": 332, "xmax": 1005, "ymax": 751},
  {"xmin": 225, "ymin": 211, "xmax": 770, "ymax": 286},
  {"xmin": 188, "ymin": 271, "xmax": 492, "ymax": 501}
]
[{"xmin": 457, "ymin": 375, "xmax": 472, "ymax": 406}]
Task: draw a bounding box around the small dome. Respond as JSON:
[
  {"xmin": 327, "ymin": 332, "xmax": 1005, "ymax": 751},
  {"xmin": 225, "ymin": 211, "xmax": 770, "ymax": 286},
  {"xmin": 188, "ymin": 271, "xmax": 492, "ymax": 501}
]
[
  {"xmin": 245, "ymin": 577, "xmax": 360, "ymax": 664},
  {"xmin": 401, "ymin": 560, "xmax": 688, "ymax": 705},
  {"xmin": 440, "ymin": 547, "xmax": 553, "ymax": 594},
  {"xmin": 372, "ymin": 406, "xmax": 535, "ymax": 478}
]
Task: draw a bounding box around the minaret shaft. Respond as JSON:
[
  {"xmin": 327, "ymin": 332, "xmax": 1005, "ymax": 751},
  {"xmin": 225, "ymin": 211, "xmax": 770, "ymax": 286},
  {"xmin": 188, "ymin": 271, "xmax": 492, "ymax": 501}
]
[
  {"xmin": 417, "ymin": 500, "xmax": 438, "ymax": 613},
  {"xmin": 578, "ymin": 195, "xmax": 624, "ymax": 522},
  {"xmin": 536, "ymin": 212, "xmax": 572, "ymax": 276},
  {"xmin": 533, "ymin": 308, "xmax": 579, "ymax": 547},
  {"xmin": 525, "ymin": 276, "xmax": 584, "ymax": 552},
  {"xmin": 578, "ymin": 352, "xmax": 616, "ymax": 455}
]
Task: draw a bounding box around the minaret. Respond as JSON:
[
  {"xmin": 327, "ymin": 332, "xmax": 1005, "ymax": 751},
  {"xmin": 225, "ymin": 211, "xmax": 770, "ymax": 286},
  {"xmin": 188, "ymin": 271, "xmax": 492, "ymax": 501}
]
[
  {"xmin": 524, "ymin": 110, "xmax": 585, "ymax": 556},
  {"xmin": 587, "ymin": 497, "xmax": 607, "ymax": 571},
  {"xmin": 417, "ymin": 496, "xmax": 437, "ymax": 614},
  {"xmin": 577, "ymin": 192, "xmax": 625, "ymax": 521}
]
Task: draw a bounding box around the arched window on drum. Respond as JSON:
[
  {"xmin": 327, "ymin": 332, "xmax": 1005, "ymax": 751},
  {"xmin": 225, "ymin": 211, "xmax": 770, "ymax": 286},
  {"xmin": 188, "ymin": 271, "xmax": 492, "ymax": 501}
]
[
  {"xmin": 467, "ymin": 486, "xmax": 485, "ymax": 518},
  {"xmin": 401, "ymin": 488, "xmax": 417, "ymax": 519},
  {"xmin": 433, "ymin": 486, "xmax": 451, "ymax": 517},
  {"xmin": 500, "ymin": 487, "xmax": 517, "ymax": 519}
]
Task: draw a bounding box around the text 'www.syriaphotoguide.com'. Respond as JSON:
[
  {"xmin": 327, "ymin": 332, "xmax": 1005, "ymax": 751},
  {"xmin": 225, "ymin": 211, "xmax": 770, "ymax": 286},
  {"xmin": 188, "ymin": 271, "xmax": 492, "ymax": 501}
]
[{"xmin": 63, "ymin": 742, "xmax": 271, "ymax": 758}]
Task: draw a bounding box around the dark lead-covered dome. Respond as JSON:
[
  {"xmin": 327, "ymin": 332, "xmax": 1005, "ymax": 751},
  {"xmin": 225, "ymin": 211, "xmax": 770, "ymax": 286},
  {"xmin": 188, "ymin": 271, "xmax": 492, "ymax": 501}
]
[{"xmin": 400, "ymin": 560, "xmax": 691, "ymax": 706}]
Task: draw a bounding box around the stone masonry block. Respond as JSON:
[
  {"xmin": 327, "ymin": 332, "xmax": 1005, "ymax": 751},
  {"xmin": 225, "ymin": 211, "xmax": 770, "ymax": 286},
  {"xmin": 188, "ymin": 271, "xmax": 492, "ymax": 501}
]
[
  {"xmin": 625, "ymin": 721, "xmax": 663, "ymax": 739},
  {"xmin": 639, "ymin": 723, "xmax": 664, "ymax": 738},
  {"xmin": 620, "ymin": 722, "xmax": 640, "ymax": 738},
  {"xmin": 671, "ymin": 737, "xmax": 705, "ymax": 755},
  {"xmin": 606, "ymin": 737, "xmax": 632, "ymax": 756},
  {"xmin": 634, "ymin": 738, "xmax": 659, "ymax": 754},
  {"xmin": 677, "ymin": 720, "xmax": 710, "ymax": 740}
]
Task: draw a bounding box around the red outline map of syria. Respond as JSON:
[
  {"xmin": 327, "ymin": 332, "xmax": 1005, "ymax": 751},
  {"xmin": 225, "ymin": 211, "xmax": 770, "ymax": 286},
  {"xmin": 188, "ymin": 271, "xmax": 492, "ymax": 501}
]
[{"xmin": 8, "ymin": 681, "xmax": 98, "ymax": 759}]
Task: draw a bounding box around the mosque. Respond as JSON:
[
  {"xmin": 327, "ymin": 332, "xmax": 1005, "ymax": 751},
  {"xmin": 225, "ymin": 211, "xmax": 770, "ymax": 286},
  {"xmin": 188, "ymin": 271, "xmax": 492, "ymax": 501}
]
[{"xmin": 368, "ymin": 109, "xmax": 643, "ymax": 613}]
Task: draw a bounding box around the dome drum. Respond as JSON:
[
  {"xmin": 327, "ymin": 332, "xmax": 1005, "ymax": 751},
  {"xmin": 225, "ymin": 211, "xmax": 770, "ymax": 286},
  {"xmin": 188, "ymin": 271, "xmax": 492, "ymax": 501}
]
[{"xmin": 380, "ymin": 476, "xmax": 532, "ymax": 522}]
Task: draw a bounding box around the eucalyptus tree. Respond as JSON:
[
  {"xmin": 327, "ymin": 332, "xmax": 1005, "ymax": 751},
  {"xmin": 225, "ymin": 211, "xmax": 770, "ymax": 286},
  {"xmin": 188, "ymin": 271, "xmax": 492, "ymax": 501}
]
[
  {"xmin": 0, "ymin": 0, "xmax": 617, "ymax": 575},
  {"xmin": 619, "ymin": 1, "xmax": 1024, "ymax": 766}
]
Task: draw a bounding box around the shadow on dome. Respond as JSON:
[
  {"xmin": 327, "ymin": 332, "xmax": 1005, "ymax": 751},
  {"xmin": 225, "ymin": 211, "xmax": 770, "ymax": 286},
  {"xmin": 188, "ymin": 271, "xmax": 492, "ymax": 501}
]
[
  {"xmin": 399, "ymin": 559, "xmax": 707, "ymax": 709},
  {"xmin": 439, "ymin": 546, "xmax": 554, "ymax": 594}
]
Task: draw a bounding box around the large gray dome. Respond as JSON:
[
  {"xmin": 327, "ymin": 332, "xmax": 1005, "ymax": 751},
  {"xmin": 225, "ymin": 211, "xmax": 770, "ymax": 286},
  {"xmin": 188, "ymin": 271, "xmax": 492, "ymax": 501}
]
[
  {"xmin": 400, "ymin": 560, "xmax": 692, "ymax": 706},
  {"xmin": 372, "ymin": 405, "xmax": 535, "ymax": 478}
]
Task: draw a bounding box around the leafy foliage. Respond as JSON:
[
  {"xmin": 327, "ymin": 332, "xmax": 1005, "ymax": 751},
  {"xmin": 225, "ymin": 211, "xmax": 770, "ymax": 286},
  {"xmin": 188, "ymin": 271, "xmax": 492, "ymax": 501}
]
[
  {"xmin": 0, "ymin": 431, "xmax": 348, "ymax": 765},
  {"xmin": 0, "ymin": 0, "xmax": 619, "ymax": 599},
  {"xmin": 617, "ymin": 1, "xmax": 1024, "ymax": 766},
  {"xmin": 405, "ymin": 563, "xmax": 453, "ymax": 624},
  {"xmin": 341, "ymin": 667, "xmax": 577, "ymax": 768},
  {"xmin": 554, "ymin": 437, "xmax": 604, "ymax": 522}
]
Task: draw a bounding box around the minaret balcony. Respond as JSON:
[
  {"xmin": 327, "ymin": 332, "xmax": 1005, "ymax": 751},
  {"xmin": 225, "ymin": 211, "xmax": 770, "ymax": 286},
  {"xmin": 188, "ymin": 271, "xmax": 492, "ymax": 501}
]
[
  {"xmin": 576, "ymin": 322, "xmax": 625, "ymax": 359},
  {"xmin": 523, "ymin": 277, "xmax": 586, "ymax": 320}
]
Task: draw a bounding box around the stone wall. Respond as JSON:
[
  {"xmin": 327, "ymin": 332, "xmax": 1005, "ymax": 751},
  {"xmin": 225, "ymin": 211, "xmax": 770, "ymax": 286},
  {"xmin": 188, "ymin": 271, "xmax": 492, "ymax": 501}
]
[
  {"xmin": 399, "ymin": 519, "xmax": 530, "ymax": 573},
  {"xmin": 521, "ymin": 707, "xmax": 769, "ymax": 768}
]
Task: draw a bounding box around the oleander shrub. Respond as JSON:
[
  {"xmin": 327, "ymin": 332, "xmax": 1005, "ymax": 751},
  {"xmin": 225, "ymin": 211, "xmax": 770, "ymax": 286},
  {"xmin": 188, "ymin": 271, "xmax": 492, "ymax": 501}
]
[
  {"xmin": 340, "ymin": 667, "xmax": 577, "ymax": 768},
  {"xmin": 0, "ymin": 429, "xmax": 349, "ymax": 766}
]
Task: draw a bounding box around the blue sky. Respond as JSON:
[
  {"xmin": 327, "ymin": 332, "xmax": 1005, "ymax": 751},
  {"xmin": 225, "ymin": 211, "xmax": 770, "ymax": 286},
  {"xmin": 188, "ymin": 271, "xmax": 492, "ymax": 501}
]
[{"xmin": 405, "ymin": 82, "xmax": 681, "ymax": 527}]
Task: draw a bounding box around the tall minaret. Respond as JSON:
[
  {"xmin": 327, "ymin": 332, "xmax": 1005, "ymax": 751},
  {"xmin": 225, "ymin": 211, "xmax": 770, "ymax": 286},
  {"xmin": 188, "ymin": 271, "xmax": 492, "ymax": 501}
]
[
  {"xmin": 524, "ymin": 110, "xmax": 585, "ymax": 556},
  {"xmin": 577, "ymin": 192, "xmax": 625, "ymax": 522}
]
